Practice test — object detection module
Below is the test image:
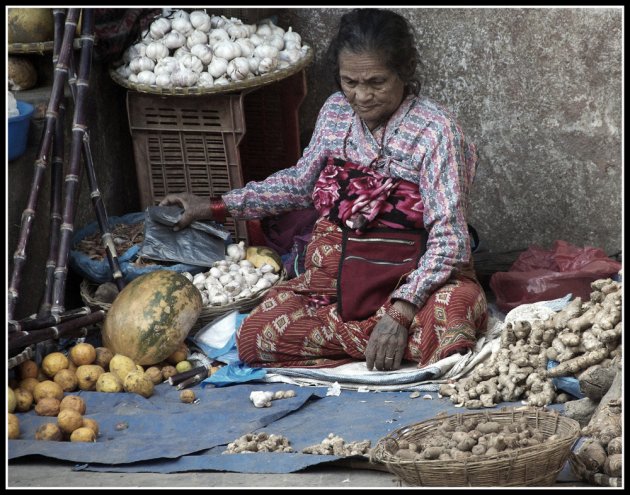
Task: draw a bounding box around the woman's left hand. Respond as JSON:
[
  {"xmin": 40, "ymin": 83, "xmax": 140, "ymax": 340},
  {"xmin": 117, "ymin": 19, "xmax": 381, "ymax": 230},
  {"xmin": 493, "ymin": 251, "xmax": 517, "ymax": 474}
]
[
  {"xmin": 365, "ymin": 300, "xmax": 416, "ymax": 371},
  {"xmin": 364, "ymin": 319, "xmax": 407, "ymax": 372}
]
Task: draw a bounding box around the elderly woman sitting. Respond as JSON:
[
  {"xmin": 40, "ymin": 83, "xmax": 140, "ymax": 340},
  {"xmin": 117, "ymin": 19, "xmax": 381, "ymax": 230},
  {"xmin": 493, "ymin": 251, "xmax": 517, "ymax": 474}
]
[{"xmin": 161, "ymin": 8, "xmax": 488, "ymax": 372}]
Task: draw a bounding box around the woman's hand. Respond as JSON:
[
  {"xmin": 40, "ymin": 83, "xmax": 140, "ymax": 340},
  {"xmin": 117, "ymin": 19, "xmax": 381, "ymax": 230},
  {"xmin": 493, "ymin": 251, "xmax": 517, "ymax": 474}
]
[
  {"xmin": 159, "ymin": 193, "xmax": 212, "ymax": 231},
  {"xmin": 365, "ymin": 301, "xmax": 415, "ymax": 371}
]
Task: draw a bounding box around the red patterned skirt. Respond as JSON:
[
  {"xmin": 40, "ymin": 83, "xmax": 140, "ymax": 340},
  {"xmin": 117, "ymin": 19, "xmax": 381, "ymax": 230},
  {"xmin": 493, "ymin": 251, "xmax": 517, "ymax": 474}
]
[{"xmin": 236, "ymin": 217, "xmax": 488, "ymax": 368}]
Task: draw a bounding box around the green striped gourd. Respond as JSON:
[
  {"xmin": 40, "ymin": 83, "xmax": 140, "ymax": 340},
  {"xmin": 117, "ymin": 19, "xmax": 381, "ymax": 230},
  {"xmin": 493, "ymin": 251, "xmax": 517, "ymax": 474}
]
[{"xmin": 102, "ymin": 270, "xmax": 202, "ymax": 365}]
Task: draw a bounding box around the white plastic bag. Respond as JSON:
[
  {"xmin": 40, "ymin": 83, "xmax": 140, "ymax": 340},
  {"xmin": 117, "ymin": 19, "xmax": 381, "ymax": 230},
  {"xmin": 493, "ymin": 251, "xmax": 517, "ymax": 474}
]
[{"xmin": 8, "ymin": 91, "xmax": 19, "ymax": 117}]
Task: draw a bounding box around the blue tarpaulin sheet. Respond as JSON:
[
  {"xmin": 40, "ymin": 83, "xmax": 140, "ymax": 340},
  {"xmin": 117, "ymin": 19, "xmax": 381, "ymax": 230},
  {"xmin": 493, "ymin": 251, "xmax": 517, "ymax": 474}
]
[
  {"xmin": 8, "ymin": 381, "xmax": 578, "ymax": 477},
  {"xmin": 8, "ymin": 383, "xmax": 324, "ymax": 466}
]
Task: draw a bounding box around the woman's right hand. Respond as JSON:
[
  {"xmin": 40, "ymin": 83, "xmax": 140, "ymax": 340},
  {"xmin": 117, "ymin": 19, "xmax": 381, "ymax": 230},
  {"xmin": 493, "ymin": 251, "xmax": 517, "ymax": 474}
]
[{"xmin": 159, "ymin": 192, "xmax": 212, "ymax": 231}]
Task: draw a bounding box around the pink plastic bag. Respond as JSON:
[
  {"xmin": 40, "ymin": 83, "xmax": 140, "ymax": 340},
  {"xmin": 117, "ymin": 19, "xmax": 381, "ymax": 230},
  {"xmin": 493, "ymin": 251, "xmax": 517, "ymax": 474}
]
[{"xmin": 490, "ymin": 240, "xmax": 621, "ymax": 313}]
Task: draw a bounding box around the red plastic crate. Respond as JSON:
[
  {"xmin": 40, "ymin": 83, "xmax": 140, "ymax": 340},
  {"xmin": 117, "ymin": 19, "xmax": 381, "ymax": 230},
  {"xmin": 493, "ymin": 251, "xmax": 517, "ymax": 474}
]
[
  {"xmin": 240, "ymin": 70, "xmax": 307, "ymax": 183},
  {"xmin": 126, "ymin": 70, "xmax": 307, "ymax": 243}
]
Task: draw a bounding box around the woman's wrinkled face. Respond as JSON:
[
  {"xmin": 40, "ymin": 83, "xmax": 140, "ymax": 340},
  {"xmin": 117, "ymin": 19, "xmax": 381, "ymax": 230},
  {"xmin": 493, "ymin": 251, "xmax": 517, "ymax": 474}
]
[{"xmin": 338, "ymin": 49, "xmax": 405, "ymax": 130}]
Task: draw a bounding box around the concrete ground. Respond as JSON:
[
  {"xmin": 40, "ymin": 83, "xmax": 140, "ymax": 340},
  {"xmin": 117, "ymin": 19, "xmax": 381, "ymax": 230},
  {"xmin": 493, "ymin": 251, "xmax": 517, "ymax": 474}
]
[
  {"xmin": 6, "ymin": 458, "xmax": 401, "ymax": 488},
  {"xmin": 7, "ymin": 457, "xmax": 593, "ymax": 488}
]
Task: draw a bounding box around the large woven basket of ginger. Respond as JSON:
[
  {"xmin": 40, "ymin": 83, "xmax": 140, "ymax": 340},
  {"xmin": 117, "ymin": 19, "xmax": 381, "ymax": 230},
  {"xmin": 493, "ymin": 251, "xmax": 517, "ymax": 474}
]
[{"xmin": 370, "ymin": 407, "xmax": 580, "ymax": 487}]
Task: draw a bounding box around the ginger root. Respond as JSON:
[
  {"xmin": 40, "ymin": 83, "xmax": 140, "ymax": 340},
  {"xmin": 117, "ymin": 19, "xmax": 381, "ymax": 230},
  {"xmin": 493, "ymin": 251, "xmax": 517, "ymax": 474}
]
[
  {"xmin": 446, "ymin": 277, "xmax": 621, "ymax": 409},
  {"xmin": 571, "ymin": 366, "xmax": 623, "ymax": 483},
  {"xmin": 302, "ymin": 433, "xmax": 371, "ymax": 456},
  {"xmin": 223, "ymin": 432, "xmax": 293, "ymax": 454}
]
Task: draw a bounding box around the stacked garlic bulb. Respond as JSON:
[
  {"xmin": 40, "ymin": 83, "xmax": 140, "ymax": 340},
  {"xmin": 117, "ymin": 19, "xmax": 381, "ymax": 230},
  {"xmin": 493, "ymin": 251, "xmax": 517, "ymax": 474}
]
[
  {"xmin": 183, "ymin": 242, "xmax": 281, "ymax": 307},
  {"xmin": 116, "ymin": 9, "xmax": 308, "ymax": 89}
]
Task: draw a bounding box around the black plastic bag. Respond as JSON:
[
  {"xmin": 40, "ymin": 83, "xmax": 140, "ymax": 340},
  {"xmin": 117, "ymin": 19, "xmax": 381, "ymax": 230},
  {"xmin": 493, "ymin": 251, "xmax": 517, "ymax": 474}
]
[{"xmin": 138, "ymin": 205, "xmax": 231, "ymax": 267}]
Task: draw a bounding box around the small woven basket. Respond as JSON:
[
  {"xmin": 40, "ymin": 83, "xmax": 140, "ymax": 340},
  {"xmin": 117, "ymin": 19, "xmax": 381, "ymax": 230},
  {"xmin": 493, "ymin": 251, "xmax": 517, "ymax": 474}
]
[
  {"xmin": 80, "ymin": 279, "xmax": 113, "ymax": 312},
  {"xmin": 370, "ymin": 408, "xmax": 580, "ymax": 487}
]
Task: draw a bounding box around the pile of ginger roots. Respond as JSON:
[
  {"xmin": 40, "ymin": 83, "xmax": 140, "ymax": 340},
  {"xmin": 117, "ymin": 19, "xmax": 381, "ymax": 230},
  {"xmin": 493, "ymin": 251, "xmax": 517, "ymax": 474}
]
[{"xmin": 439, "ymin": 276, "xmax": 622, "ymax": 485}]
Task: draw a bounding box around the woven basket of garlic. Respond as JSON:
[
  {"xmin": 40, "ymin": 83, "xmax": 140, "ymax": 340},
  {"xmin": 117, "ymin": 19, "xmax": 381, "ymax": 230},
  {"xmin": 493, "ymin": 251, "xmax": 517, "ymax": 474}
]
[
  {"xmin": 110, "ymin": 9, "xmax": 313, "ymax": 96},
  {"xmin": 185, "ymin": 242, "xmax": 286, "ymax": 331}
]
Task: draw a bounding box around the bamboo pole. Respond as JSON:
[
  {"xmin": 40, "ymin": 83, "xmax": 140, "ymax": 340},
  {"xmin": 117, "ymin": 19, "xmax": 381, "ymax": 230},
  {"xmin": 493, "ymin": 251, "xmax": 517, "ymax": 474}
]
[
  {"xmin": 38, "ymin": 99, "xmax": 66, "ymax": 317},
  {"xmin": 63, "ymin": 10, "xmax": 125, "ymax": 293},
  {"xmin": 41, "ymin": 9, "xmax": 125, "ymax": 316},
  {"xmin": 7, "ymin": 8, "xmax": 80, "ymax": 321},
  {"xmin": 8, "ymin": 310, "xmax": 105, "ymax": 353},
  {"xmin": 7, "ymin": 347, "xmax": 35, "ymax": 371},
  {"xmin": 50, "ymin": 9, "xmax": 96, "ymax": 315},
  {"xmin": 9, "ymin": 306, "xmax": 95, "ymax": 334},
  {"xmin": 38, "ymin": 9, "xmax": 68, "ymax": 318},
  {"xmin": 81, "ymin": 130, "xmax": 126, "ymax": 292}
]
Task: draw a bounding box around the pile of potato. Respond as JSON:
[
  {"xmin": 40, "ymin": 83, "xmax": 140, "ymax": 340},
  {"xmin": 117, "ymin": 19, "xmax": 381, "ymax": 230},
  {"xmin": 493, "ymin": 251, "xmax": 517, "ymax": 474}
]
[
  {"xmin": 8, "ymin": 390, "xmax": 98, "ymax": 443},
  {"xmin": 7, "ymin": 341, "xmax": 199, "ymax": 440}
]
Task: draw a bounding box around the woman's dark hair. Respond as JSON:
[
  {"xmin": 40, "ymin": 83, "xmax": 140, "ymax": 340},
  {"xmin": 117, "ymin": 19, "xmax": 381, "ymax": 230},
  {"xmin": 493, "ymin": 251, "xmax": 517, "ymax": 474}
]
[{"xmin": 326, "ymin": 8, "xmax": 422, "ymax": 95}]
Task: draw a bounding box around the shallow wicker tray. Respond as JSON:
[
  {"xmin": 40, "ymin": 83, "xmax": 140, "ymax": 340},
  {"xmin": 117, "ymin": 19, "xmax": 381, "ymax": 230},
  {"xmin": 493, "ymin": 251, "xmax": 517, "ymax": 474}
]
[
  {"xmin": 191, "ymin": 269, "xmax": 287, "ymax": 332},
  {"xmin": 80, "ymin": 270, "xmax": 286, "ymax": 332},
  {"xmin": 109, "ymin": 45, "xmax": 313, "ymax": 96},
  {"xmin": 370, "ymin": 408, "xmax": 581, "ymax": 487}
]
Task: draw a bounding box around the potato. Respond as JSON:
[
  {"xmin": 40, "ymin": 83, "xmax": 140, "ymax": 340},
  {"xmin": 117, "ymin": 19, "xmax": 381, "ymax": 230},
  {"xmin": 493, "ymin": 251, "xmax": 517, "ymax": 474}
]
[
  {"xmin": 76, "ymin": 365, "xmax": 105, "ymax": 391},
  {"xmin": 161, "ymin": 365, "xmax": 177, "ymax": 380},
  {"xmin": 35, "ymin": 423, "xmax": 63, "ymax": 441},
  {"xmin": 166, "ymin": 343, "xmax": 189, "ymax": 365},
  {"xmin": 144, "ymin": 367, "xmax": 163, "ymax": 385},
  {"xmin": 180, "ymin": 390, "xmax": 196, "ymax": 403},
  {"xmin": 17, "ymin": 359, "xmax": 39, "ymax": 379},
  {"xmin": 18, "ymin": 377, "xmax": 40, "ymax": 395},
  {"xmin": 94, "ymin": 347, "xmax": 114, "ymax": 370},
  {"xmin": 69, "ymin": 343, "xmax": 97, "ymax": 366},
  {"xmin": 175, "ymin": 360, "xmax": 192, "ymax": 373},
  {"xmin": 57, "ymin": 409, "xmax": 84, "ymax": 435},
  {"xmin": 109, "ymin": 354, "xmax": 137, "ymax": 381},
  {"xmin": 41, "ymin": 352, "xmax": 69, "ymax": 378},
  {"xmin": 8, "ymin": 413, "xmax": 20, "ymax": 439},
  {"xmin": 32, "ymin": 380, "xmax": 64, "ymax": 403},
  {"xmin": 34, "ymin": 397, "xmax": 61, "ymax": 416},
  {"xmin": 14, "ymin": 388, "xmax": 34, "ymax": 412},
  {"xmin": 82, "ymin": 417, "xmax": 100, "ymax": 437},
  {"xmin": 123, "ymin": 370, "xmax": 154, "ymax": 398},
  {"xmin": 59, "ymin": 395, "xmax": 86, "ymax": 415},
  {"xmin": 67, "ymin": 360, "xmax": 78, "ymax": 374},
  {"xmin": 95, "ymin": 372, "xmax": 123, "ymax": 393},
  {"xmin": 8, "ymin": 387, "xmax": 16, "ymax": 413},
  {"xmin": 53, "ymin": 368, "xmax": 78, "ymax": 392},
  {"xmin": 70, "ymin": 427, "xmax": 96, "ymax": 442}
]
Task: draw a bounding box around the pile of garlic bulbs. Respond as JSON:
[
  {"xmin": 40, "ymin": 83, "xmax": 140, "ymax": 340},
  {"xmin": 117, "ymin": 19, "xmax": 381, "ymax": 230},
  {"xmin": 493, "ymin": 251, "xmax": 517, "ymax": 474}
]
[
  {"xmin": 182, "ymin": 242, "xmax": 281, "ymax": 307},
  {"xmin": 115, "ymin": 9, "xmax": 309, "ymax": 89}
]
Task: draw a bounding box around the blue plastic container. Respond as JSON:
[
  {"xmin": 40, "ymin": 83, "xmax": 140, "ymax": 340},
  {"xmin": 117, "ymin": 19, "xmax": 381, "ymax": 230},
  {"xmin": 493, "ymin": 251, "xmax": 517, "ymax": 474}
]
[{"xmin": 8, "ymin": 100, "xmax": 35, "ymax": 161}]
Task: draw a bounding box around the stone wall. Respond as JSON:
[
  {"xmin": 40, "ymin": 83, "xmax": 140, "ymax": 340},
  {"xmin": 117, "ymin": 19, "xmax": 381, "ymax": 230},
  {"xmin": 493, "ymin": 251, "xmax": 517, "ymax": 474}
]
[{"xmin": 279, "ymin": 7, "xmax": 622, "ymax": 255}]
